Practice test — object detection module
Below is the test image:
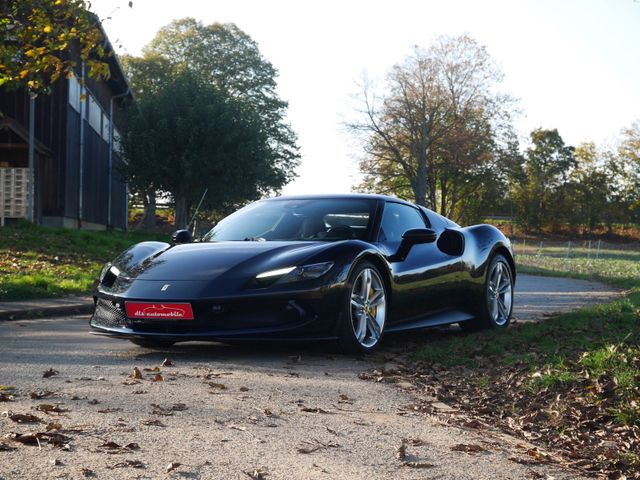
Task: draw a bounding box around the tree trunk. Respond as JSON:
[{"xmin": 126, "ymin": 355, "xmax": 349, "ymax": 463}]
[
  {"xmin": 175, "ymin": 196, "xmax": 188, "ymax": 230},
  {"xmin": 136, "ymin": 189, "xmax": 156, "ymax": 231}
]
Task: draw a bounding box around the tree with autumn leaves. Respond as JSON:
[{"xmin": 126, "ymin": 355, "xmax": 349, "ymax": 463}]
[{"xmin": 0, "ymin": 0, "xmax": 111, "ymax": 93}]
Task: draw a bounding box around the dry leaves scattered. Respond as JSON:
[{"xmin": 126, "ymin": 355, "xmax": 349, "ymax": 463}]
[
  {"xmin": 296, "ymin": 438, "xmax": 339, "ymax": 454},
  {"xmin": 362, "ymin": 357, "xmax": 640, "ymax": 478},
  {"xmin": 42, "ymin": 368, "xmax": 59, "ymax": 378}
]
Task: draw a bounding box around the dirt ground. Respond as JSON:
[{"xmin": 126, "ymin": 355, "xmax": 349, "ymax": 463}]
[{"xmin": 0, "ymin": 274, "xmax": 621, "ymax": 480}]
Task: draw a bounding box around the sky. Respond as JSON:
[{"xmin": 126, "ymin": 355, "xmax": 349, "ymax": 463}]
[{"xmin": 92, "ymin": 0, "xmax": 640, "ymax": 195}]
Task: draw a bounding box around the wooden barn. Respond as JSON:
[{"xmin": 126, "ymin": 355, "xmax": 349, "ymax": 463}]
[{"xmin": 0, "ymin": 40, "xmax": 133, "ymax": 230}]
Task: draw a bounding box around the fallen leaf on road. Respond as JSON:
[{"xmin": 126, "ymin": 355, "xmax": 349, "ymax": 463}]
[
  {"xmin": 34, "ymin": 404, "xmax": 69, "ymax": 414},
  {"xmin": 152, "ymin": 373, "xmax": 163, "ymax": 382},
  {"xmin": 0, "ymin": 442, "xmax": 16, "ymax": 451},
  {"xmin": 403, "ymin": 461, "xmax": 434, "ymax": 469},
  {"xmin": 80, "ymin": 468, "xmax": 95, "ymax": 477},
  {"xmin": 299, "ymin": 407, "xmax": 332, "ymax": 414},
  {"xmin": 141, "ymin": 419, "xmax": 166, "ymax": 427},
  {"xmin": 150, "ymin": 403, "xmax": 187, "ymax": 415},
  {"xmin": 297, "ymin": 439, "xmax": 339, "ymax": 454},
  {"xmin": 5, "ymin": 431, "xmax": 71, "ymax": 447},
  {"xmin": 97, "ymin": 441, "xmax": 140, "ymax": 454},
  {"xmin": 462, "ymin": 419, "xmax": 484, "ymax": 430},
  {"xmin": 166, "ymin": 462, "xmax": 182, "ymax": 472},
  {"xmin": 338, "ymin": 394, "xmax": 352, "ymax": 403},
  {"xmin": 30, "ymin": 391, "xmax": 56, "ymax": 399},
  {"xmin": 88, "ymin": 399, "xmax": 99, "ymax": 405},
  {"xmin": 5, "ymin": 432, "xmax": 40, "ymax": 445},
  {"xmin": 245, "ymin": 467, "xmax": 268, "ymax": 479},
  {"xmin": 130, "ymin": 367, "xmax": 143, "ymax": 379},
  {"xmin": 161, "ymin": 358, "xmax": 173, "ymax": 367},
  {"xmin": 43, "ymin": 368, "xmax": 59, "ymax": 378},
  {"xmin": 205, "ymin": 382, "xmax": 227, "ymax": 390},
  {"xmin": 5, "ymin": 412, "xmax": 42, "ymax": 423},
  {"xmin": 0, "ymin": 393, "xmax": 14, "ymax": 402},
  {"xmin": 97, "ymin": 408, "xmax": 122, "ymax": 414},
  {"xmin": 450, "ymin": 443, "xmax": 486, "ymax": 454},
  {"xmin": 110, "ymin": 459, "xmax": 145, "ymax": 469},
  {"xmin": 396, "ymin": 440, "xmax": 407, "ymax": 460}
]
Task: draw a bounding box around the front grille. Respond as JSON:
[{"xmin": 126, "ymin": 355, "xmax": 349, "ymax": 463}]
[{"xmin": 91, "ymin": 298, "xmax": 129, "ymax": 329}]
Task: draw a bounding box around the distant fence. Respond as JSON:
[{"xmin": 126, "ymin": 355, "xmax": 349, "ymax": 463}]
[{"xmin": 511, "ymin": 239, "xmax": 640, "ymax": 284}]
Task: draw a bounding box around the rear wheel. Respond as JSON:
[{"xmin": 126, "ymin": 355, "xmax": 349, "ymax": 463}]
[
  {"xmin": 460, "ymin": 254, "xmax": 513, "ymax": 331},
  {"xmin": 129, "ymin": 339, "xmax": 175, "ymax": 349},
  {"xmin": 338, "ymin": 261, "xmax": 387, "ymax": 354}
]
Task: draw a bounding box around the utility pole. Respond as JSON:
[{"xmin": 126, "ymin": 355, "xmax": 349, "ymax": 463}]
[{"xmin": 27, "ymin": 92, "xmax": 35, "ymax": 223}]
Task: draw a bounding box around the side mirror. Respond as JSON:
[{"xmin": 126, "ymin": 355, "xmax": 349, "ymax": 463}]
[
  {"xmin": 401, "ymin": 228, "xmax": 437, "ymax": 244},
  {"xmin": 171, "ymin": 229, "xmax": 192, "ymax": 245},
  {"xmin": 390, "ymin": 228, "xmax": 437, "ymax": 262}
]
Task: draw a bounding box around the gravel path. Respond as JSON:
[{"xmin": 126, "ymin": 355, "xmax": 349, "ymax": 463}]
[{"xmin": 0, "ymin": 274, "xmax": 621, "ymax": 479}]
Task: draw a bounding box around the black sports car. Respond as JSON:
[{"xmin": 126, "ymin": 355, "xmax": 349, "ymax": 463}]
[{"xmin": 90, "ymin": 194, "xmax": 515, "ymax": 353}]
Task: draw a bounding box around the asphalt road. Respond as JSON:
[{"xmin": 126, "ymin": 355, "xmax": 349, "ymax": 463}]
[{"xmin": 0, "ymin": 274, "xmax": 621, "ymax": 479}]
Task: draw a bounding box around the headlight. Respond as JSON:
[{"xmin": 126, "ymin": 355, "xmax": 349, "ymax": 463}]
[
  {"xmin": 254, "ymin": 262, "xmax": 334, "ymax": 286},
  {"xmin": 99, "ymin": 263, "xmax": 121, "ymax": 287}
]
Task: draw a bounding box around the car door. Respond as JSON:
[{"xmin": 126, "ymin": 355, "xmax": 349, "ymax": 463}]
[{"xmin": 375, "ymin": 201, "xmax": 463, "ymax": 324}]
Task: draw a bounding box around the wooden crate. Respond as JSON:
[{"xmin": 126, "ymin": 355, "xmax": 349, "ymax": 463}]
[{"xmin": 0, "ymin": 168, "xmax": 30, "ymax": 223}]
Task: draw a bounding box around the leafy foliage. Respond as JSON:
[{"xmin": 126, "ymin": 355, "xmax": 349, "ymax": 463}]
[
  {"xmin": 121, "ymin": 18, "xmax": 299, "ymax": 227},
  {"xmin": 123, "ymin": 71, "xmax": 279, "ymax": 228},
  {"xmin": 510, "ymin": 129, "xmax": 576, "ymax": 231},
  {"xmin": 510, "ymin": 125, "xmax": 640, "ymax": 233},
  {"xmin": 0, "ymin": 0, "xmax": 110, "ymax": 93},
  {"xmin": 350, "ymin": 35, "xmax": 513, "ymax": 224}
]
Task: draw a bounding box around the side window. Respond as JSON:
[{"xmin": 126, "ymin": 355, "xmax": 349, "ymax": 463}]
[{"xmin": 377, "ymin": 203, "xmax": 426, "ymax": 243}]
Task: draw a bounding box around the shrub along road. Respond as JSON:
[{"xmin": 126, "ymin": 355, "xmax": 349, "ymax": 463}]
[{"xmin": 0, "ymin": 275, "xmax": 623, "ymax": 479}]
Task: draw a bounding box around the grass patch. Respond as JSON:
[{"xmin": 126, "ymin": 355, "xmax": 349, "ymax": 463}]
[
  {"xmin": 0, "ymin": 220, "xmax": 166, "ymax": 301},
  {"xmin": 516, "ymin": 251, "xmax": 640, "ymax": 289},
  {"xmin": 412, "ymin": 251, "xmax": 640, "ymax": 476}
]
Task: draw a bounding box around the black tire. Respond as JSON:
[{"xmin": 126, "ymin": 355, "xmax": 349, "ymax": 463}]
[
  {"xmin": 337, "ymin": 261, "xmax": 388, "ymax": 354},
  {"xmin": 129, "ymin": 339, "xmax": 175, "ymax": 349},
  {"xmin": 460, "ymin": 254, "xmax": 514, "ymax": 331}
]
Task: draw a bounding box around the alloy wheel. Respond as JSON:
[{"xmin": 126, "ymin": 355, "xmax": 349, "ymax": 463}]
[
  {"xmin": 350, "ymin": 267, "xmax": 386, "ymax": 348},
  {"xmin": 487, "ymin": 260, "xmax": 513, "ymax": 326}
]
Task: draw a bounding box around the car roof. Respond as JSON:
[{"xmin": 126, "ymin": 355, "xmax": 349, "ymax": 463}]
[{"xmin": 265, "ymin": 193, "xmax": 415, "ymax": 206}]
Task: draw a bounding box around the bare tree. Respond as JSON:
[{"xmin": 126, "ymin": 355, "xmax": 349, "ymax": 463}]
[{"xmin": 349, "ymin": 35, "xmax": 513, "ymax": 222}]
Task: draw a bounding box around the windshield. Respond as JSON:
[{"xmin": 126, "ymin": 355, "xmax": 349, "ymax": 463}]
[{"xmin": 203, "ymin": 198, "xmax": 377, "ymax": 242}]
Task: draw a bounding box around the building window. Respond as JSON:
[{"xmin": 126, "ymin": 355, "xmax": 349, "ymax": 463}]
[
  {"xmin": 88, "ymin": 95, "xmax": 102, "ymax": 134},
  {"xmin": 102, "ymin": 113, "xmax": 110, "ymax": 142},
  {"xmin": 68, "ymin": 75, "xmax": 81, "ymax": 112}
]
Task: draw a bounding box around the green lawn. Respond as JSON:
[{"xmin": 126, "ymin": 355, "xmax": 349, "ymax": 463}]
[
  {"xmin": 0, "ymin": 221, "xmax": 166, "ymax": 301},
  {"xmin": 414, "ymin": 247, "xmax": 640, "ymax": 476}
]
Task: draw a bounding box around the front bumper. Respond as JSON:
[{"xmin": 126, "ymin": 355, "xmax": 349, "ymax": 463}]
[{"xmin": 89, "ymin": 287, "xmax": 344, "ymax": 342}]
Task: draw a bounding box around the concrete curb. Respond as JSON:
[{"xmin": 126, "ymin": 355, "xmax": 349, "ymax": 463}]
[{"xmin": 0, "ymin": 298, "xmax": 94, "ymax": 321}]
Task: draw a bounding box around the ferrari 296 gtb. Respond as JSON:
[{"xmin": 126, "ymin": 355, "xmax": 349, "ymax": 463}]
[{"xmin": 90, "ymin": 194, "xmax": 515, "ymax": 353}]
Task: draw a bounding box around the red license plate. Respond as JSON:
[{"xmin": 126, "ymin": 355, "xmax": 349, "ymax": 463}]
[{"xmin": 125, "ymin": 302, "xmax": 194, "ymax": 320}]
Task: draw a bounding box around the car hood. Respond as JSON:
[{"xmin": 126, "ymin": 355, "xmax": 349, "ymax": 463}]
[{"xmin": 116, "ymin": 241, "xmax": 333, "ymax": 282}]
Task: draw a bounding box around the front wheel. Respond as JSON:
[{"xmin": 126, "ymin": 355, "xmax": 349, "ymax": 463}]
[{"xmin": 338, "ymin": 261, "xmax": 388, "ymax": 354}]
